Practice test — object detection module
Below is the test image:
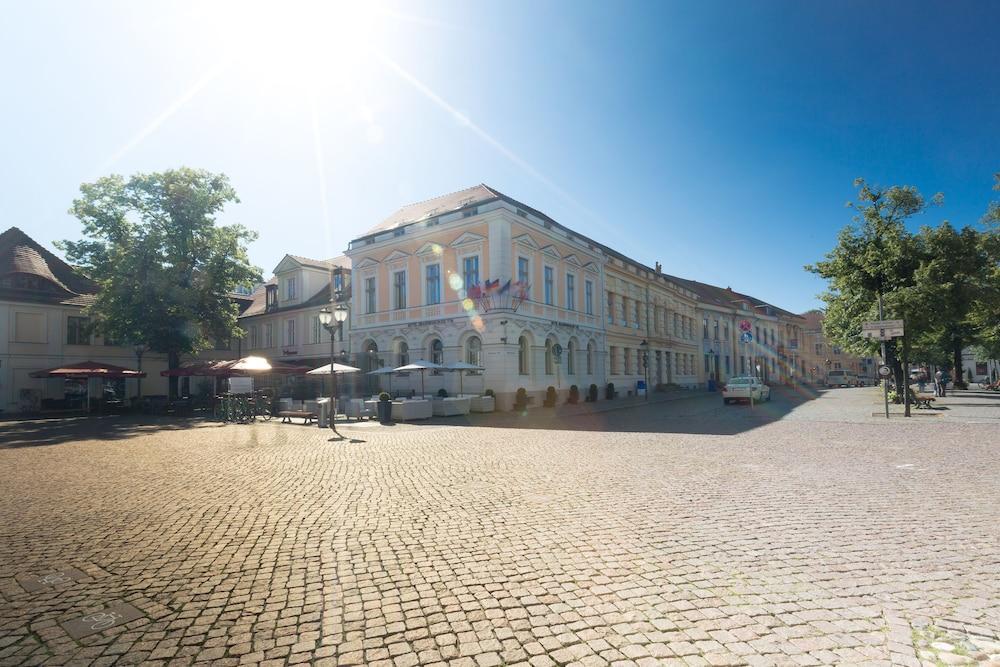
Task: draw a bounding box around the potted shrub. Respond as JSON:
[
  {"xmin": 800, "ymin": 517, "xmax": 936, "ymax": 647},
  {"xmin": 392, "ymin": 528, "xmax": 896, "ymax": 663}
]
[
  {"xmin": 484, "ymin": 388, "xmax": 495, "ymax": 397},
  {"xmin": 606, "ymin": 382, "xmax": 616, "ymax": 400},
  {"xmin": 437, "ymin": 388, "xmax": 449, "ymax": 398},
  {"xmin": 514, "ymin": 387, "xmax": 528, "ymax": 411},
  {"xmin": 377, "ymin": 391, "xmax": 393, "ymax": 423},
  {"xmin": 568, "ymin": 385, "xmax": 580, "ymax": 404},
  {"xmin": 543, "ymin": 386, "xmax": 557, "ymax": 407},
  {"xmin": 588, "ymin": 384, "xmax": 598, "ymax": 402}
]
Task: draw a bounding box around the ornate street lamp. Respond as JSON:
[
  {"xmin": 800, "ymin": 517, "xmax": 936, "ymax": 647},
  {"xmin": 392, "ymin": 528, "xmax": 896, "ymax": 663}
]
[
  {"xmin": 639, "ymin": 339, "xmax": 649, "ymax": 401},
  {"xmin": 319, "ymin": 297, "xmax": 349, "ymax": 439}
]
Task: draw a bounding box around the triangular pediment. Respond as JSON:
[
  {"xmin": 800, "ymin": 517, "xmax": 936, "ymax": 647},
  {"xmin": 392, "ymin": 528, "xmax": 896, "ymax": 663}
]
[
  {"xmin": 563, "ymin": 254, "xmax": 582, "ymax": 266},
  {"xmin": 416, "ymin": 242, "xmax": 443, "ymax": 256},
  {"xmin": 512, "ymin": 233, "xmax": 539, "ymax": 249},
  {"xmin": 383, "ymin": 250, "xmax": 410, "ymax": 263},
  {"xmin": 273, "ymin": 255, "xmax": 304, "ymax": 274},
  {"xmin": 353, "ymin": 257, "xmax": 379, "ymax": 270},
  {"xmin": 450, "ymin": 232, "xmax": 485, "ymax": 248},
  {"xmin": 540, "ymin": 245, "xmax": 562, "ymax": 260},
  {"xmin": 583, "ymin": 261, "xmax": 600, "ymax": 273}
]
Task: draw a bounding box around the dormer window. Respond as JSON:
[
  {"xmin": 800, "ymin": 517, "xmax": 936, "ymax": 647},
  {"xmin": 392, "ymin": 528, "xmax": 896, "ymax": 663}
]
[
  {"xmin": 287, "ymin": 277, "xmax": 297, "ymax": 300},
  {"xmin": 265, "ymin": 284, "xmax": 278, "ymax": 312}
]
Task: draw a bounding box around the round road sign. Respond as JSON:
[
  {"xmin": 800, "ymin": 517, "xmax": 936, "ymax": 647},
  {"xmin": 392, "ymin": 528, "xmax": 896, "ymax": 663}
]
[{"xmin": 878, "ymin": 365, "xmax": 892, "ymax": 377}]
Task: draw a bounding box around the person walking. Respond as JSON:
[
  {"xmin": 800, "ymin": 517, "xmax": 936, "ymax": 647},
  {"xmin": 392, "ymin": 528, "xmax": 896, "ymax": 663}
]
[
  {"xmin": 917, "ymin": 370, "xmax": 927, "ymax": 393},
  {"xmin": 934, "ymin": 369, "xmax": 943, "ymax": 397},
  {"xmin": 940, "ymin": 369, "xmax": 950, "ymax": 397}
]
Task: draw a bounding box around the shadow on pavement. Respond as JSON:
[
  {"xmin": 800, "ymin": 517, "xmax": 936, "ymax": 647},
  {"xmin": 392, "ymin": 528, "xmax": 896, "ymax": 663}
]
[
  {"xmin": 0, "ymin": 414, "xmax": 210, "ymax": 449},
  {"xmin": 409, "ymin": 385, "xmax": 827, "ymax": 435}
]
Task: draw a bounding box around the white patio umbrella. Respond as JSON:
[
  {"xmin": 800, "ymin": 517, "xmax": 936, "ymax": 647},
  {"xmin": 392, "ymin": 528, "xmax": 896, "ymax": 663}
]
[
  {"xmin": 445, "ymin": 361, "xmax": 484, "ymax": 396},
  {"xmin": 366, "ymin": 366, "xmax": 398, "ymax": 394},
  {"xmin": 394, "ymin": 359, "xmax": 446, "ymax": 397},
  {"xmin": 306, "ymin": 362, "xmax": 361, "ymax": 375}
]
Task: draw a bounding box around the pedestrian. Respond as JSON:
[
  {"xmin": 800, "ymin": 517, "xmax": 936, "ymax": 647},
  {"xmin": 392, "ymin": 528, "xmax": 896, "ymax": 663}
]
[
  {"xmin": 917, "ymin": 371, "xmax": 926, "ymax": 393},
  {"xmin": 940, "ymin": 369, "xmax": 950, "ymax": 397},
  {"xmin": 934, "ymin": 369, "xmax": 943, "ymax": 397}
]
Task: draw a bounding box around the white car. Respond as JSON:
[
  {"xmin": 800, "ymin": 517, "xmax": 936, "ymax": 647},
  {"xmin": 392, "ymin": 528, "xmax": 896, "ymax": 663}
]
[{"xmin": 722, "ymin": 376, "xmax": 771, "ymax": 404}]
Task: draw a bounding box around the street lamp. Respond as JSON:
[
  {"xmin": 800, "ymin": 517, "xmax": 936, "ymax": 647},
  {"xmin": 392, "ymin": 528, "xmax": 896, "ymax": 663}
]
[
  {"xmin": 132, "ymin": 343, "xmax": 147, "ymax": 407},
  {"xmin": 319, "ymin": 297, "xmax": 349, "ymax": 440},
  {"xmin": 639, "ymin": 340, "xmax": 649, "ymax": 401}
]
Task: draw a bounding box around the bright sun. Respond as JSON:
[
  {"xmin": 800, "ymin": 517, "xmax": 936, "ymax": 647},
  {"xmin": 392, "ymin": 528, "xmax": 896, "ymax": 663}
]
[{"xmin": 218, "ymin": 0, "xmax": 383, "ymax": 91}]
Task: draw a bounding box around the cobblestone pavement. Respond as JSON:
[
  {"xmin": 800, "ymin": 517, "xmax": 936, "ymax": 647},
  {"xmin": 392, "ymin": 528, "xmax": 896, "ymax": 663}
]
[{"xmin": 2, "ymin": 389, "xmax": 999, "ymax": 666}]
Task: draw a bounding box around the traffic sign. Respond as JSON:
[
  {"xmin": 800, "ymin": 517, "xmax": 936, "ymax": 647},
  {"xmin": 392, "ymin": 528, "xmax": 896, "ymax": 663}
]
[
  {"xmin": 740, "ymin": 332, "xmax": 753, "ymax": 343},
  {"xmin": 738, "ymin": 319, "xmax": 752, "ymax": 333},
  {"xmin": 878, "ymin": 365, "xmax": 892, "ymax": 377},
  {"xmin": 862, "ymin": 320, "xmax": 904, "ymax": 340}
]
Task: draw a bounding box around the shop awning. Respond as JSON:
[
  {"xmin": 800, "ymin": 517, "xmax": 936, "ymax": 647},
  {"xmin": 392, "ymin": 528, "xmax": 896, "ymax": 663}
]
[{"xmin": 30, "ymin": 361, "xmax": 147, "ymax": 379}]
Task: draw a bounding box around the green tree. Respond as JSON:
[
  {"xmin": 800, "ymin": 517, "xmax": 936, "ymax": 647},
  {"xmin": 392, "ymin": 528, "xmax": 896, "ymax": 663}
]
[
  {"xmin": 806, "ymin": 178, "xmax": 939, "ymax": 400},
  {"xmin": 59, "ymin": 168, "xmax": 261, "ymax": 397}
]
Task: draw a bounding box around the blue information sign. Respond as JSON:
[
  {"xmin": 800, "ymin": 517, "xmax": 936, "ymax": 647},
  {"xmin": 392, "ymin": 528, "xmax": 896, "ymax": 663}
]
[{"xmin": 740, "ymin": 332, "xmax": 753, "ymax": 343}]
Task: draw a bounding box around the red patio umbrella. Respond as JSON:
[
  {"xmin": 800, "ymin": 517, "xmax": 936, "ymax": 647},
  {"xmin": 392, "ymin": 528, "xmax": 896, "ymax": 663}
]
[{"xmin": 30, "ymin": 361, "xmax": 146, "ymax": 413}]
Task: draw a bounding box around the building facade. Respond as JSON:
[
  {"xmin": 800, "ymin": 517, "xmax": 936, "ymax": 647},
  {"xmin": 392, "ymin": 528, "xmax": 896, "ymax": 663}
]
[
  {"xmin": 799, "ymin": 310, "xmax": 877, "ymax": 383},
  {"xmin": 0, "ymin": 227, "xmax": 236, "ymax": 412}
]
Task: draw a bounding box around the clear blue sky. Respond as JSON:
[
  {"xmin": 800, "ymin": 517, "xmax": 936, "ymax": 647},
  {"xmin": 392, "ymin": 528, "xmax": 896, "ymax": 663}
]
[{"xmin": 2, "ymin": 0, "xmax": 998, "ymax": 313}]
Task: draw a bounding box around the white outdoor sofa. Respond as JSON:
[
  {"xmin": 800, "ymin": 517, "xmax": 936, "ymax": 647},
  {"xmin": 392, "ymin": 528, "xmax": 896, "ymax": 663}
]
[
  {"xmin": 344, "ymin": 398, "xmax": 375, "ymax": 421},
  {"xmin": 469, "ymin": 396, "xmax": 495, "ymax": 413},
  {"xmin": 432, "ymin": 396, "xmax": 471, "ymax": 416},
  {"xmin": 391, "ymin": 398, "xmax": 432, "ymax": 421}
]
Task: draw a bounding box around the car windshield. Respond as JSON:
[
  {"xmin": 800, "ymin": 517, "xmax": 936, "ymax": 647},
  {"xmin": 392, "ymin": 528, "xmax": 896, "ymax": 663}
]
[{"xmin": 728, "ymin": 378, "xmax": 752, "ymax": 384}]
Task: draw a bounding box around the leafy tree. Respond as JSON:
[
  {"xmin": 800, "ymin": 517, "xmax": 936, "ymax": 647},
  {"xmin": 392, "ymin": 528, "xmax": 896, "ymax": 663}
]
[
  {"xmin": 59, "ymin": 168, "xmax": 261, "ymax": 397},
  {"xmin": 982, "ymin": 172, "xmax": 1000, "ymax": 227},
  {"xmin": 806, "ymin": 178, "xmax": 939, "ymax": 399}
]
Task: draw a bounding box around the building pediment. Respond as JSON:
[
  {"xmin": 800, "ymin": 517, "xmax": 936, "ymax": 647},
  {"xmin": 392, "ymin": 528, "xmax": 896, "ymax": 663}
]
[
  {"xmin": 383, "ymin": 249, "xmax": 410, "ymax": 263},
  {"xmin": 563, "ymin": 254, "xmax": 582, "ymax": 267},
  {"xmin": 353, "ymin": 257, "xmax": 379, "ymax": 270},
  {"xmin": 272, "ymin": 255, "xmax": 304, "ymax": 275},
  {"xmin": 450, "ymin": 232, "xmax": 486, "ymax": 248},
  {"xmin": 512, "ymin": 233, "xmax": 539, "ymax": 249},
  {"xmin": 540, "ymin": 245, "xmax": 561, "ymax": 260}
]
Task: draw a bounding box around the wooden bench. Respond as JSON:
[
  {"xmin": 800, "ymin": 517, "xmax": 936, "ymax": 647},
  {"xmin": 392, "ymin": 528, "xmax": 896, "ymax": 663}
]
[
  {"xmin": 278, "ymin": 410, "xmax": 316, "ymax": 424},
  {"xmin": 909, "ymin": 390, "xmax": 936, "ymax": 409}
]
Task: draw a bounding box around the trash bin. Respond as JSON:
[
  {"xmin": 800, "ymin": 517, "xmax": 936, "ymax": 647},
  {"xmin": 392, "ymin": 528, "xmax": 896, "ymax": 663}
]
[{"xmin": 316, "ymin": 398, "xmax": 331, "ymax": 428}]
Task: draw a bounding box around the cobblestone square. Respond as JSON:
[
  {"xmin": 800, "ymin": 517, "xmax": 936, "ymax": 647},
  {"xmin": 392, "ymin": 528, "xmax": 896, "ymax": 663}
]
[{"xmin": 2, "ymin": 388, "xmax": 999, "ymax": 666}]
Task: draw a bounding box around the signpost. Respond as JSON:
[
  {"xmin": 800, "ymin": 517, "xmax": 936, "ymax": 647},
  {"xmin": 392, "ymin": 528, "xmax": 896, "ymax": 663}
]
[
  {"xmin": 862, "ymin": 319, "xmax": 905, "ymax": 341},
  {"xmin": 864, "ymin": 319, "xmax": 905, "ymax": 419}
]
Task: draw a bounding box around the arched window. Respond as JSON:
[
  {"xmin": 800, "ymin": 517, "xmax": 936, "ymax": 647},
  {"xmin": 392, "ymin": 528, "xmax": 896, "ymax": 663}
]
[
  {"xmin": 566, "ymin": 340, "xmax": 576, "ymax": 375},
  {"xmin": 586, "ymin": 341, "xmax": 595, "ymax": 375},
  {"xmin": 545, "ymin": 339, "xmax": 555, "ymax": 375},
  {"xmin": 395, "ymin": 340, "xmax": 409, "ymax": 366},
  {"xmin": 430, "ymin": 338, "xmax": 443, "ymax": 365},
  {"xmin": 518, "ymin": 336, "xmax": 529, "ymax": 375},
  {"xmin": 466, "ymin": 335, "xmax": 482, "ymax": 367}
]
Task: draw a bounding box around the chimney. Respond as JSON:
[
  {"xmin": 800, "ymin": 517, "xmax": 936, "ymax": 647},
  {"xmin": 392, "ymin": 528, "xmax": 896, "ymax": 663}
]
[{"xmin": 655, "ymin": 261, "xmax": 662, "ymax": 274}]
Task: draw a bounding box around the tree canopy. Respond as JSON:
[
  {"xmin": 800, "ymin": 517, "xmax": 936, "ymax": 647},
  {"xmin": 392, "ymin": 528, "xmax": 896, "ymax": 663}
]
[
  {"xmin": 59, "ymin": 168, "xmax": 261, "ymax": 388},
  {"xmin": 807, "ymin": 176, "xmax": 1000, "ymax": 394}
]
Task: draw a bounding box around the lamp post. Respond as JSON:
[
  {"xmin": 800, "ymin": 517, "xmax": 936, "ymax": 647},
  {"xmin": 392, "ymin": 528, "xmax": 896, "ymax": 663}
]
[
  {"xmin": 639, "ymin": 339, "xmax": 649, "ymax": 401},
  {"xmin": 132, "ymin": 343, "xmax": 147, "ymax": 406},
  {"xmin": 318, "ymin": 297, "xmax": 348, "ymax": 440}
]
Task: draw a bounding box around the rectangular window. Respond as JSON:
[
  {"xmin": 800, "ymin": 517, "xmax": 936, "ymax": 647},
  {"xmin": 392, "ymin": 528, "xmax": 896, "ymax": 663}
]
[
  {"xmin": 703, "ymin": 318, "xmax": 709, "ymax": 339},
  {"xmin": 832, "ymin": 345, "xmax": 842, "ymax": 355},
  {"xmin": 620, "ymin": 297, "xmax": 627, "ymax": 326},
  {"xmin": 673, "ymin": 313, "xmax": 680, "ymax": 336},
  {"xmin": 725, "ymin": 355, "xmax": 731, "ymax": 374},
  {"xmin": 333, "ymin": 272, "xmax": 344, "ymax": 293},
  {"xmin": 393, "ymin": 270, "xmax": 407, "ymax": 310},
  {"xmin": 287, "ymin": 277, "xmax": 297, "ymax": 299},
  {"xmin": 704, "ymin": 354, "xmax": 711, "ymax": 373},
  {"xmin": 544, "ymin": 266, "xmax": 554, "ymax": 305},
  {"xmin": 425, "ymin": 264, "xmax": 441, "ymax": 305},
  {"xmin": 624, "ymin": 348, "xmax": 631, "ymax": 375},
  {"xmin": 463, "ymin": 256, "xmax": 479, "ymax": 289},
  {"xmin": 713, "ymin": 319, "xmax": 719, "ymax": 340},
  {"xmin": 756, "ymin": 326, "xmax": 761, "ymax": 342},
  {"xmin": 286, "ymin": 319, "xmax": 296, "ymax": 346},
  {"xmin": 566, "ymin": 274, "xmax": 575, "ymax": 311},
  {"xmin": 517, "ymin": 256, "xmax": 529, "ymax": 285},
  {"xmin": 815, "ymin": 343, "xmax": 823, "ymax": 355},
  {"xmin": 723, "ymin": 324, "xmax": 729, "ymax": 341},
  {"xmin": 264, "ymin": 323, "xmax": 273, "ymax": 348},
  {"xmin": 633, "ymin": 301, "xmax": 640, "ymax": 329},
  {"xmin": 585, "ymin": 280, "xmax": 593, "ymax": 315},
  {"xmin": 365, "ymin": 277, "xmax": 376, "ymax": 314},
  {"xmin": 249, "ymin": 325, "xmax": 258, "ymax": 349},
  {"xmin": 311, "ymin": 316, "xmax": 321, "ymax": 344},
  {"xmin": 610, "ymin": 346, "xmax": 618, "ymax": 374},
  {"xmin": 67, "ymin": 316, "xmax": 90, "ymax": 345},
  {"xmin": 607, "ymin": 293, "xmax": 614, "ymax": 324}
]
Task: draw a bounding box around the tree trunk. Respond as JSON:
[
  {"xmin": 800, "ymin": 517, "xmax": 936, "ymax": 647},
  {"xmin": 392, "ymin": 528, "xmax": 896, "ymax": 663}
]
[
  {"xmin": 952, "ymin": 338, "xmax": 964, "ymax": 388},
  {"xmin": 887, "ymin": 342, "xmax": 905, "ymax": 403},
  {"xmin": 168, "ymin": 350, "xmax": 180, "ymax": 400}
]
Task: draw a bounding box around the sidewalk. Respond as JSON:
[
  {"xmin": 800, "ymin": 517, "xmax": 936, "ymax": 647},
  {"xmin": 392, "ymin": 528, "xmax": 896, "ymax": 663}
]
[{"xmin": 874, "ymin": 386, "xmax": 1000, "ymax": 422}]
